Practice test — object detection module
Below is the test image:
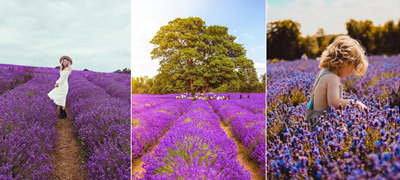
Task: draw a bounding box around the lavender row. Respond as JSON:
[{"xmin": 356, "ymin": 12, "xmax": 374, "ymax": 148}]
[
  {"xmin": 0, "ymin": 64, "xmax": 33, "ymax": 95},
  {"xmin": 131, "ymin": 95, "xmax": 170, "ymax": 114},
  {"xmin": 342, "ymin": 56, "xmax": 400, "ymax": 107},
  {"xmin": 132, "ymin": 98, "xmax": 192, "ymax": 159},
  {"xmin": 230, "ymin": 99, "xmax": 265, "ymax": 114},
  {"xmin": 83, "ymin": 72, "xmax": 130, "ymax": 101},
  {"xmin": 67, "ymin": 73, "xmax": 130, "ymax": 179},
  {"xmin": 209, "ymin": 100, "xmax": 265, "ymax": 175},
  {"xmin": 0, "ymin": 73, "xmax": 58, "ymax": 179},
  {"xmin": 140, "ymin": 100, "xmax": 250, "ymax": 179}
]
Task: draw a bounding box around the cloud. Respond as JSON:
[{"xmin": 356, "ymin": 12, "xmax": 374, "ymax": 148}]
[
  {"xmin": 254, "ymin": 62, "xmax": 266, "ymax": 77},
  {"xmin": 0, "ymin": 0, "xmax": 130, "ymax": 72},
  {"xmin": 240, "ymin": 33, "xmax": 254, "ymax": 39}
]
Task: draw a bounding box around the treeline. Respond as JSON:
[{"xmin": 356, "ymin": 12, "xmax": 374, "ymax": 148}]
[
  {"xmin": 267, "ymin": 19, "xmax": 400, "ymax": 60},
  {"xmin": 132, "ymin": 74, "xmax": 266, "ymax": 94},
  {"xmin": 113, "ymin": 68, "xmax": 131, "ymax": 74}
]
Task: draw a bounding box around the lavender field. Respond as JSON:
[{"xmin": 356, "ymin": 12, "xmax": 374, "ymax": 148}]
[
  {"xmin": 267, "ymin": 56, "xmax": 400, "ymax": 179},
  {"xmin": 0, "ymin": 63, "xmax": 130, "ymax": 179},
  {"xmin": 132, "ymin": 93, "xmax": 265, "ymax": 179}
]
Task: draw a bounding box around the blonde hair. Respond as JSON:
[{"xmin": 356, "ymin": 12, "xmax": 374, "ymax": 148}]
[
  {"xmin": 61, "ymin": 60, "xmax": 72, "ymax": 72},
  {"xmin": 319, "ymin": 35, "xmax": 368, "ymax": 75}
]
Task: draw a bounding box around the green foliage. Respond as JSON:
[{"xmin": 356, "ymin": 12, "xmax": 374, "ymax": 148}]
[
  {"xmin": 268, "ymin": 19, "xmax": 400, "ymax": 60},
  {"xmin": 267, "ymin": 20, "xmax": 302, "ymax": 60},
  {"xmin": 132, "ymin": 76, "xmax": 153, "ymax": 94},
  {"xmin": 149, "ymin": 17, "xmax": 260, "ymax": 95},
  {"xmin": 346, "ymin": 19, "xmax": 400, "ymax": 55}
]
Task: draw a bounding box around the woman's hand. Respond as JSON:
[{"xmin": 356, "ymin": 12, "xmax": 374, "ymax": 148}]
[
  {"xmin": 54, "ymin": 83, "xmax": 58, "ymax": 88},
  {"xmin": 355, "ymin": 101, "xmax": 368, "ymax": 111}
]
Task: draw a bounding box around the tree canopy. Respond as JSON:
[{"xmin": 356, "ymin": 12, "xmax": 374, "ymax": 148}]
[
  {"xmin": 149, "ymin": 17, "xmax": 261, "ymax": 95},
  {"xmin": 267, "ymin": 20, "xmax": 302, "ymax": 60}
]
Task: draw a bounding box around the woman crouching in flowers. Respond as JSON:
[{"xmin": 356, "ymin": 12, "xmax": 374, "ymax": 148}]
[{"xmin": 306, "ymin": 35, "xmax": 368, "ymax": 129}]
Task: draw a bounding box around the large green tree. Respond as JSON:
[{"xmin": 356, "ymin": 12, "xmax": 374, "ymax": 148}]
[{"xmin": 150, "ymin": 17, "xmax": 258, "ymax": 96}]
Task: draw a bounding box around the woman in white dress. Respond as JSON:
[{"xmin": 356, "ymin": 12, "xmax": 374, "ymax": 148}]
[{"xmin": 48, "ymin": 56, "xmax": 72, "ymax": 119}]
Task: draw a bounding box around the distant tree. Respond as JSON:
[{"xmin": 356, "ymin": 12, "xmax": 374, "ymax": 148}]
[
  {"xmin": 121, "ymin": 68, "xmax": 131, "ymax": 74},
  {"xmin": 346, "ymin": 19, "xmax": 376, "ymax": 53},
  {"xmin": 381, "ymin": 20, "xmax": 400, "ymax": 55},
  {"xmin": 300, "ymin": 35, "xmax": 319, "ymax": 59},
  {"xmin": 55, "ymin": 66, "xmax": 60, "ymax": 69},
  {"xmin": 150, "ymin": 17, "xmax": 259, "ymax": 96},
  {"xmin": 312, "ymin": 28, "xmax": 339, "ymax": 58},
  {"xmin": 132, "ymin": 76, "xmax": 153, "ymax": 94},
  {"xmin": 83, "ymin": 69, "xmax": 90, "ymax": 71},
  {"xmin": 114, "ymin": 68, "xmax": 131, "ymax": 74},
  {"xmin": 267, "ymin": 20, "xmax": 302, "ymax": 60},
  {"xmin": 267, "ymin": 19, "xmax": 398, "ymax": 58},
  {"xmin": 347, "ymin": 19, "xmax": 400, "ymax": 55},
  {"xmin": 258, "ymin": 73, "xmax": 266, "ymax": 93}
]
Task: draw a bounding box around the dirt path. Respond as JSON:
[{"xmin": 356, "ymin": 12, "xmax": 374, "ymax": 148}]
[
  {"xmin": 131, "ymin": 135, "xmax": 163, "ymax": 178},
  {"xmin": 208, "ymin": 102, "xmax": 263, "ymax": 180},
  {"xmin": 132, "ymin": 130, "xmax": 168, "ymax": 179},
  {"xmin": 132, "ymin": 111, "xmax": 187, "ymax": 179},
  {"xmin": 51, "ymin": 108, "xmax": 87, "ymax": 180},
  {"xmin": 219, "ymin": 121, "xmax": 263, "ymax": 180}
]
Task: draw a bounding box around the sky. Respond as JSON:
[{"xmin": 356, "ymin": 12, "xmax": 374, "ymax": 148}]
[
  {"xmin": 0, "ymin": 0, "xmax": 130, "ymax": 73},
  {"xmin": 267, "ymin": 0, "xmax": 400, "ymax": 36},
  {"xmin": 132, "ymin": 0, "xmax": 266, "ymax": 78}
]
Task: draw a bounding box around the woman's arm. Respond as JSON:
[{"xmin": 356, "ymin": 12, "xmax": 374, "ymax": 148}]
[{"xmin": 55, "ymin": 71, "xmax": 69, "ymax": 87}]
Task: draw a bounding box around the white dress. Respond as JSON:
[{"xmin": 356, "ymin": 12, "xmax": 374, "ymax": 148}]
[{"xmin": 48, "ymin": 70, "xmax": 71, "ymax": 107}]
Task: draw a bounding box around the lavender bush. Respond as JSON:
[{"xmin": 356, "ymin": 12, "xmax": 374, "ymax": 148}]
[
  {"xmin": 210, "ymin": 100, "xmax": 265, "ymax": 174},
  {"xmin": 67, "ymin": 73, "xmax": 130, "ymax": 180},
  {"xmin": 140, "ymin": 100, "xmax": 251, "ymax": 179},
  {"xmin": 267, "ymin": 56, "xmax": 400, "ymax": 179},
  {"xmin": 83, "ymin": 72, "xmax": 131, "ymax": 102},
  {"xmin": 0, "ymin": 64, "xmax": 33, "ymax": 95},
  {"xmin": 0, "ymin": 72, "xmax": 58, "ymax": 179},
  {"xmin": 132, "ymin": 98, "xmax": 192, "ymax": 159},
  {"xmin": 1, "ymin": 63, "xmax": 131, "ymax": 179}
]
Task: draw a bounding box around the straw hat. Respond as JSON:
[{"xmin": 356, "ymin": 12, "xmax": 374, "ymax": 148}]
[{"xmin": 59, "ymin": 56, "xmax": 73, "ymax": 65}]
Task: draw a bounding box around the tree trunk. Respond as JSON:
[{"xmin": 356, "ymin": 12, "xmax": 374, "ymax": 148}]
[
  {"xmin": 202, "ymin": 87, "xmax": 207, "ymax": 97},
  {"xmin": 191, "ymin": 90, "xmax": 195, "ymax": 99},
  {"xmin": 188, "ymin": 80, "xmax": 195, "ymax": 99}
]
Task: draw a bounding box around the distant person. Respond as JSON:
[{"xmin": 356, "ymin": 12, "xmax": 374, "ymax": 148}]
[
  {"xmin": 240, "ymin": 94, "xmax": 242, "ymax": 99},
  {"xmin": 248, "ymin": 94, "xmax": 250, "ymax": 99},
  {"xmin": 306, "ymin": 35, "xmax": 368, "ymax": 129},
  {"xmin": 228, "ymin": 95, "xmax": 230, "ymax": 100},
  {"xmin": 301, "ymin": 53, "xmax": 308, "ymax": 59},
  {"xmin": 48, "ymin": 56, "xmax": 72, "ymax": 119}
]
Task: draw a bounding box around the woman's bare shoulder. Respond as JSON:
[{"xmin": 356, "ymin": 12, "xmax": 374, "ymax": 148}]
[{"xmin": 61, "ymin": 67, "xmax": 72, "ymax": 72}]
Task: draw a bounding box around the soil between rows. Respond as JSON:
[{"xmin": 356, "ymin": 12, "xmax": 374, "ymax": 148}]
[{"xmin": 50, "ymin": 108, "xmax": 87, "ymax": 180}]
